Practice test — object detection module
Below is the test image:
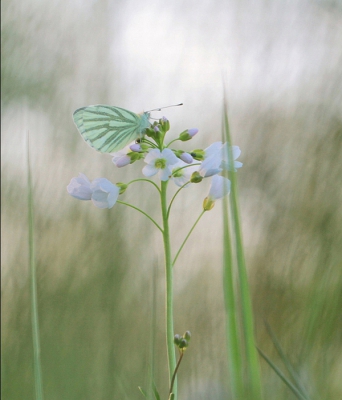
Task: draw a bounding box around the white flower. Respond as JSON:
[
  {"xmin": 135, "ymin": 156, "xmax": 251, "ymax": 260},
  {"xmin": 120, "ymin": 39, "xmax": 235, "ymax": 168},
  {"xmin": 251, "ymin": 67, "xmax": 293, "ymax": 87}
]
[
  {"xmin": 199, "ymin": 142, "xmax": 223, "ymax": 177},
  {"xmin": 90, "ymin": 178, "xmax": 120, "ymax": 209},
  {"xmin": 171, "ymin": 160, "xmax": 198, "ymax": 187},
  {"xmin": 67, "ymin": 174, "xmax": 119, "ymax": 209},
  {"xmin": 67, "ymin": 173, "xmax": 92, "ymax": 200},
  {"xmin": 221, "ymin": 143, "xmax": 243, "ymax": 171},
  {"xmin": 142, "ymin": 148, "xmax": 179, "ymax": 181},
  {"xmin": 199, "ymin": 142, "xmax": 243, "ymax": 177},
  {"xmin": 203, "ymin": 175, "xmax": 231, "ymax": 211},
  {"xmin": 208, "ymin": 175, "xmax": 231, "ymax": 200}
]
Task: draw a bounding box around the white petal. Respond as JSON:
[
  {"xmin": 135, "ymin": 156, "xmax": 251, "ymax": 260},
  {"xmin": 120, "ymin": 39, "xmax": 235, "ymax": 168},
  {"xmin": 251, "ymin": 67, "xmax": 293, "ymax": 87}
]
[
  {"xmin": 142, "ymin": 164, "xmax": 158, "ymax": 177},
  {"xmin": 145, "ymin": 149, "xmax": 161, "ymax": 163},
  {"xmin": 161, "ymin": 148, "xmax": 179, "ymax": 165},
  {"xmin": 208, "ymin": 175, "xmax": 231, "ymax": 200}
]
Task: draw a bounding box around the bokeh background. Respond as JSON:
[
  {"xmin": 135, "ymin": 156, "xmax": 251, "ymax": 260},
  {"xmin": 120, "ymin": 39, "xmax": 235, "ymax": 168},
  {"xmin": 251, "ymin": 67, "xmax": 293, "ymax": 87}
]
[{"xmin": 2, "ymin": 0, "xmax": 342, "ymax": 399}]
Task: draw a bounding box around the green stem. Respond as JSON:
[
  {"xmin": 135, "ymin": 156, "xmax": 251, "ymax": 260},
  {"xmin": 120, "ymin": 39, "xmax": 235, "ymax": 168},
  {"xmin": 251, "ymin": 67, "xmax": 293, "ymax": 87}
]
[
  {"xmin": 27, "ymin": 133, "xmax": 44, "ymax": 400},
  {"xmin": 167, "ymin": 182, "xmax": 189, "ymax": 219},
  {"xmin": 173, "ymin": 211, "xmax": 205, "ymax": 266},
  {"xmin": 126, "ymin": 178, "xmax": 161, "ymax": 194},
  {"xmin": 160, "ymin": 181, "xmax": 177, "ymax": 399},
  {"xmin": 117, "ymin": 201, "xmax": 163, "ymax": 233}
]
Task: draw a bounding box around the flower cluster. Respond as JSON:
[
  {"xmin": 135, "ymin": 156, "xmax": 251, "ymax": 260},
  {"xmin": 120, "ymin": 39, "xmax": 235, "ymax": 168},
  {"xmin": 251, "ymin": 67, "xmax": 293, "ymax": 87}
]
[{"xmin": 67, "ymin": 117, "xmax": 243, "ymax": 209}]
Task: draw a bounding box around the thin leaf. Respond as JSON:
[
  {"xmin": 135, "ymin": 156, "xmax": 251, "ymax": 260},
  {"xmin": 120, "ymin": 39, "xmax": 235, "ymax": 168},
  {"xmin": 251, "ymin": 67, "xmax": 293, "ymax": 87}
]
[
  {"xmin": 27, "ymin": 131, "xmax": 44, "ymax": 400},
  {"xmin": 264, "ymin": 321, "xmax": 310, "ymax": 399},
  {"xmin": 152, "ymin": 381, "xmax": 161, "ymax": 400},
  {"xmin": 257, "ymin": 348, "xmax": 309, "ymax": 400}
]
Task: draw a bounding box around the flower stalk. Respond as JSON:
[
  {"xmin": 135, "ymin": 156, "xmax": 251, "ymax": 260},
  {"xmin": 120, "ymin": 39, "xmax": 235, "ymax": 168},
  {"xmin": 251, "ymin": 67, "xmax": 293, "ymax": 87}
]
[{"xmin": 160, "ymin": 180, "xmax": 178, "ymax": 399}]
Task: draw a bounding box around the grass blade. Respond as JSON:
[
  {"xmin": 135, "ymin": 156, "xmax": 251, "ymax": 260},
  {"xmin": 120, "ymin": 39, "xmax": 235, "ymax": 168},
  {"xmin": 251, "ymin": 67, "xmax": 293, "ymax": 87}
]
[
  {"xmin": 264, "ymin": 321, "xmax": 310, "ymax": 399},
  {"xmin": 222, "ymin": 185, "xmax": 244, "ymax": 397},
  {"xmin": 257, "ymin": 347, "xmax": 309, "ymax": 400},
  {"xmin": 27, "ymin": 132, "xmax": 44, "ymax": 400},
  {"xmin": 222, "ymin": 99, "xmax": 263, "ymax": 399}
]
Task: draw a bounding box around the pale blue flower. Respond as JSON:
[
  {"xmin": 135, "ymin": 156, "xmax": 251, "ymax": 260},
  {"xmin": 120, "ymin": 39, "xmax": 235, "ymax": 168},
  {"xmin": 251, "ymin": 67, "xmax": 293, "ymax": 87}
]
[
  {"xmin": 208, "ymin": 175, "xmax": 231, "ymax": 200},
  {"xmin": 221, "ymin": 143, "xmax": 243, "ymax": 171},
  {"xmin": 67, "ymin": 173, "xmax": 92, "ymax": 200},
  {"xmin": 90, "ymin": 178, "xmax": 120, "ymax": 209},
  {"xmin": 199, "ymin": 142, "xmax": 243, "ymax": 177},
  {"xmin": 199, "ymin": 142, "xmax": 223, "ymax": 177},
  {"xmin": 67, "ymin": 174, "xmax": 119, "ymax": 209},
  {"xmin": 203, "ymin": 175, "xmax": 231, "ymax": 211}
]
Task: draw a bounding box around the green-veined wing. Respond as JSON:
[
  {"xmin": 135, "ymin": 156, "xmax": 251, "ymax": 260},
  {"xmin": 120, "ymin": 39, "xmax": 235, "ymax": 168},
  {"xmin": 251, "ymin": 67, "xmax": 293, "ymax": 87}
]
[{"xmin": 73, "ymin": 105, "xmax": 151, "ymax": 153}]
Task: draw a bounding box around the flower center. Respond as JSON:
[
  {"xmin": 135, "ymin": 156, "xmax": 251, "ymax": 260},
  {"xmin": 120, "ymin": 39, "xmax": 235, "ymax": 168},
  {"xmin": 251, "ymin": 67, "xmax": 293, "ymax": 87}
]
[{"xmin": 155, "ymin": 158, "xmax": 167, "ymax": 169}]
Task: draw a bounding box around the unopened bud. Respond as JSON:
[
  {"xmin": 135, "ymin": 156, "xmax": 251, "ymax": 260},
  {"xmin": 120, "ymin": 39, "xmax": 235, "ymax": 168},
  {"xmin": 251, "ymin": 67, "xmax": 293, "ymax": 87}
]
[
  {"xmin": 179, "ymin": 152, "xmax": 193, "ymax": 164},
  {"xmin": 129, "ymin": 143, "xmax": 141, "ymax": 152},
  {"xmin": 116, "ymin": 183, "xmax": 128, "ymax": 195},
  {"xmin": 203, "ymin": 196, "xmax": 215, "ymax": 211},
  {"xmin": 160, "ymin": 116, "xmax": 170, "ymax": 132},
  {"xmin": 190, "ymin": 171, "xmax": 203, "ymax": 183},
  {"xmin": 179, "ymin": 129, "xmax": 198, "ymax": 141},
  {"xmin": 174, "ymin": 334, "xmax": 181, "ymax": 346},
  {"xmin": 191, "ymin": 149, "xmax": 205, "ymax": 161},
  {"xmin": 179, "ymin": 338, "xmax": 188, "ymax": 349}
]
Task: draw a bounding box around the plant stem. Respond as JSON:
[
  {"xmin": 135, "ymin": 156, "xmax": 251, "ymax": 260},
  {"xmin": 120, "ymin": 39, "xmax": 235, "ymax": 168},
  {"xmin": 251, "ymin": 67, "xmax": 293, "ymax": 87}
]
[
  {"xmin": 117, "ymin": 201, "xmax": 163, "ymax": 233},
  {"xmin": 160, "ymin": 180, "xmax": 177, "ymax": 399},
  {"xmin": 172, "ymin": 211, "xmax": 205, "ymax": 266},
  {"xmin": 169, "ymin": 351, "xmax": 184, "ymax": 396}
]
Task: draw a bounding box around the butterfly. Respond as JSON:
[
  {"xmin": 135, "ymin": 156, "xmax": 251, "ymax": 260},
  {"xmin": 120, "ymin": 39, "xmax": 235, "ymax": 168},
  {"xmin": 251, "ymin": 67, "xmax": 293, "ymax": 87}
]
[{"xmin": 73, "ymin": 105, "xmax": 151, "ymax": 153}]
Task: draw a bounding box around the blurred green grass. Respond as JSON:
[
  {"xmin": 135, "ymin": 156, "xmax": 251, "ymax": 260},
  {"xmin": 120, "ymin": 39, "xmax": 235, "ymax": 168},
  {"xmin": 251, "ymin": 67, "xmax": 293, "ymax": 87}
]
[{"xmin": 2, "ymin": 0, "xmax": 342, "ymax": 399}]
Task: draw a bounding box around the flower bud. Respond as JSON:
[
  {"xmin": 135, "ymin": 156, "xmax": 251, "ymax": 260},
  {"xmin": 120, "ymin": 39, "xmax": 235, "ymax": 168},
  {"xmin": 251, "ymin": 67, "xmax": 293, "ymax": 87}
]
[
  {"xmin": 179, "ymin": 128, "xmax": 198, "ymax": 141},
  {"xmin": 190, "ymin": 171, "xmax": 203, "ymax": 183},
  {"xmin": 116, "ymin": 182, "xmax": 128, "ymax": 195},
  {"xmin": 179, "ymin": 338, "xmax": 188, "ymax": 349},
  {"xmin": 114, "ymin": 154, "xmax": 131, "ymax": 168},
  {"xmin": 174, "ymin": 334, "xmax": 181, "ymax": 346},
  {"xmin": 179, "ymin": 152, "xmax": 193, "ymax": 164},
  {"xmin": 130, "ymin": 143, "xmax": 141, "ymax": 152},
  {"xmin": 190, "ymin": 149, "xmax": 205, "ymax": 161},
  {"xmin": 160, "ymin": 116, "xmax": 170, "ymax": 132},
  {"xmin": 203, "ymin": 196, "xmax": 215, "ymax": 211},
  {"xmin": 183, "ymin": 331, "xmax": 191, "ymax": 341}
]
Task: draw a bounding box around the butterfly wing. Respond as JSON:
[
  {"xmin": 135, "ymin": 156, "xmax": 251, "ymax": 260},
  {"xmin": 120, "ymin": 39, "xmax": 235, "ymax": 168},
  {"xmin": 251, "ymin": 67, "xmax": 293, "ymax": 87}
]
[{"xmin": 73, "ymin": 105, "xmax": 150, "ymax": 153}]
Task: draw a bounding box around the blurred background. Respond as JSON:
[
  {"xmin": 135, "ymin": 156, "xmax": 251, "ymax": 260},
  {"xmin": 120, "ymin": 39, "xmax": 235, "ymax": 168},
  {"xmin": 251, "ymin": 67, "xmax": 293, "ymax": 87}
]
[{"xmin": 2, "ymin": 0, "xmax": 342, "ymax": 399}]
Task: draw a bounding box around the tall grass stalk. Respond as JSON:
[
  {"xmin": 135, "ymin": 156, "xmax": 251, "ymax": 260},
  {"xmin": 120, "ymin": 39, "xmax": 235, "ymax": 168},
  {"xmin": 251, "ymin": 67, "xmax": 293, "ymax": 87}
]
[
  {"xmin": 222, "ymin": 192, "xmax": 244, "ymax": 398},
  {"xmin": 222, "ymin": 104, "xmax": 263, "ymax": 399},
  {"xmin": 27, "ymin": 133, "xmax": 44, "ymax": 400}
]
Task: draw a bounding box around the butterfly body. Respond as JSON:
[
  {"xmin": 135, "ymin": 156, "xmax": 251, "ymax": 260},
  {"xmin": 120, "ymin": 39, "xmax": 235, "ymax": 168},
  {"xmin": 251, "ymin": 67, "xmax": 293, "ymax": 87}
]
[{"xmin": 73, "ymin": 105, "xmax": 151, "ymax": 153}]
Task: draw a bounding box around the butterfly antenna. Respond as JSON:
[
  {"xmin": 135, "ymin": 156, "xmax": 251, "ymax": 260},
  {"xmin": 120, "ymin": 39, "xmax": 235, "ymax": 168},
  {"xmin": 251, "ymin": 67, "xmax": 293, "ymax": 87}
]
[{"xmin": 147, "ymin": 103, "xmax": 183, "ymax": 112}]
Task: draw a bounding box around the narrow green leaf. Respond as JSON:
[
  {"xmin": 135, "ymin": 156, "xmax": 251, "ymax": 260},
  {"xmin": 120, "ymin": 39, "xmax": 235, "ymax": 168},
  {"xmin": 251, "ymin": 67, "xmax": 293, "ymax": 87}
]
[
  {"xmin": 152, "ymin": 381, "xmax": 161, "ymax": 400},
  {"xmin": 257, "ymin": 348, "xmax": 309, "ymax": 400},
  {"xmin": 27, "ymin": 131, "xmax": 44, "ymax": 400},
  {"xmin": 264, "ymin": 322, "xmax": 310, "ymax": 399}
]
